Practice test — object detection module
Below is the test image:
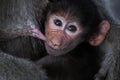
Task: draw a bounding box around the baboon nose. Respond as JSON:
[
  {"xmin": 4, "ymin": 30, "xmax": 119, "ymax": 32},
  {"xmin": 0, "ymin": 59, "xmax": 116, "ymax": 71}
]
[{"xmin": 51, "ymin": 40, "xmax": 61, "ymax": 49}]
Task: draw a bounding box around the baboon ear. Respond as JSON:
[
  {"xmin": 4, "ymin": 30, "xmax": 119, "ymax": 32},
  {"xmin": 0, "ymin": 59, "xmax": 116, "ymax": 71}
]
[{"xmin": 89, "ymin": 21, "xmax": 110, "ymax": 46}]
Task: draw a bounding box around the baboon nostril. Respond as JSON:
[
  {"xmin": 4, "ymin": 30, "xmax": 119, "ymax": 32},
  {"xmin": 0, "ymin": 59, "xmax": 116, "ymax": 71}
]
[
  {"xmin": 53, "ymin": 42, "xmax": 61, "ymax": 46},
  {"xmin": 50, "ymin": 40, "xmax": 62, "ymax": 49}
]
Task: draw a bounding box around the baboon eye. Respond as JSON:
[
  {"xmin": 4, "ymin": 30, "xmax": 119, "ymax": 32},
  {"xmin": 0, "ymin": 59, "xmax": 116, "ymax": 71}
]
[
  {"xmin": 67, "ymin": 25, "xmax": 77, "ymax": 33},
  {"xmin": 54, "ymin": 19, "xmax": 62, "ymax": 27}
]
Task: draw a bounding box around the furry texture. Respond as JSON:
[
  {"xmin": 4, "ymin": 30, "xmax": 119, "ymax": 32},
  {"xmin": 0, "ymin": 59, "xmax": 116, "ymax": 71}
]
[
  {"xmin": 0, "ymin": 0, "xmax": 48, "ymax": 60},
  {"xmin": 0, "ymin": 51, "xmax": 48, "ymax": 80},
  {"xmin": 92, "ymin": 0, "xmax": 120, "ymax": 80}
]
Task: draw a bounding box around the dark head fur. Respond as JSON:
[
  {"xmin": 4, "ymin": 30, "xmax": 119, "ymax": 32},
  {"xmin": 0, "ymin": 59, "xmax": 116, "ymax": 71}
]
[{"xmin": 46, "ymin": 0, "xmax": 102, "ymax": 40}]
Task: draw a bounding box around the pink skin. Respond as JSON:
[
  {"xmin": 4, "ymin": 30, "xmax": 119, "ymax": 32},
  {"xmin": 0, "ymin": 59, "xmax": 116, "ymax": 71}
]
[
  {"xmin": 26, "ymin": 20, "xmax": 46, "ymax": 41},
  {"xmin": 30, "ymin": 26, "xmax": 46, "ymax": 41}
]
